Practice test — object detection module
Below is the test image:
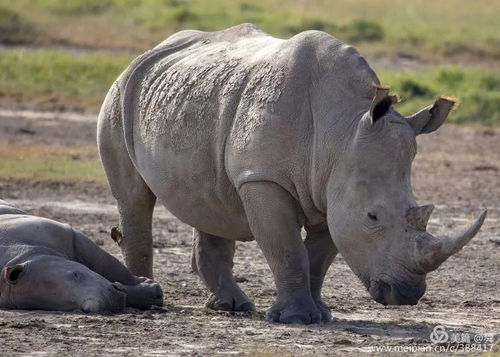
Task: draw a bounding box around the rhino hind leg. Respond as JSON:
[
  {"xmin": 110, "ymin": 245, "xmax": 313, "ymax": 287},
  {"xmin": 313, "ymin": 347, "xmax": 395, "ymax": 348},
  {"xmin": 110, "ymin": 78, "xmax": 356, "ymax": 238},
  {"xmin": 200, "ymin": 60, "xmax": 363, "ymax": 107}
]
[
  {"xmin": 192, "ymin": 230, "xmax": 255, "ymax": 312},
  {"xmin": 114, "ymin": 188, "xmax": 156, "ymax": 278},
  {"xmin": 304, "ymin": 228, "xmax": 338, "ymax": 322},
  {"xmin": 97, "ymin": 81, "xmax": 157, "ymax": 278}
]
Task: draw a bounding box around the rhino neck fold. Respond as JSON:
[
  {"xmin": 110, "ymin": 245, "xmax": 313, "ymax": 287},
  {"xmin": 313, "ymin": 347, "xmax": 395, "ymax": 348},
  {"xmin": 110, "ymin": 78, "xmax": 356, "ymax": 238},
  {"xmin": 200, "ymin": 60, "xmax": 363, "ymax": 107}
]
[{"xmin": 308, "ymin": 102, "xmax": 368, "ymax": 213}]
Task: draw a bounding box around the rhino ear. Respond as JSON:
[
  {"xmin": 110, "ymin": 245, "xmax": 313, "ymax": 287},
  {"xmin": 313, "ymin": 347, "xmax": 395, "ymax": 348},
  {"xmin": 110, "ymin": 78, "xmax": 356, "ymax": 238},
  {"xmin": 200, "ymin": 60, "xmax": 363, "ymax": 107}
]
[
  {"xmin": 407, "ymin": 96, "xmax": 456, "ymax": 135},
  {"xmin": 3, "ymin": 264, "xmax": 24, "ymax": 285},
  {"xmin": 370, "ymin": 85, "xmax": 399, "ymax": 123}
]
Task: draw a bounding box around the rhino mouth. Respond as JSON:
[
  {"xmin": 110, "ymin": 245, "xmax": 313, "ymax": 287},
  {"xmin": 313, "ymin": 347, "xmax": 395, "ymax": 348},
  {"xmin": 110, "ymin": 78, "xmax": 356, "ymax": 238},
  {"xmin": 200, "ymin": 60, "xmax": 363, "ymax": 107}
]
[{"xmin": 368, "ymin": 279, "xmax": 425, "ymax": 306}]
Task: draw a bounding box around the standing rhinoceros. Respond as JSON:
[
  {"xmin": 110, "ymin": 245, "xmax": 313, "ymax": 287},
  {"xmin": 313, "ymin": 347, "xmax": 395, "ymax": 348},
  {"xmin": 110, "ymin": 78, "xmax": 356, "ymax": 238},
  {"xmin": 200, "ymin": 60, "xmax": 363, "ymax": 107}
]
[
  {"xmin": 97, "ymin": 23, "xmax": 486, "ymax": 324},
  {"xmin": 0, "ymin": 200, "xmax": 163, "ymax": 312}
]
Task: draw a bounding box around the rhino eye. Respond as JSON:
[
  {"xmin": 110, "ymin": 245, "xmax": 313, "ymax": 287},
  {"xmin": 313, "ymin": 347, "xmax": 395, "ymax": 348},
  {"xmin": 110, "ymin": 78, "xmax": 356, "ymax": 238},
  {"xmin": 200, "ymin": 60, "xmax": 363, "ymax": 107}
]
[{"xmin": 367, "ymin": 212, "xmax": 378, "ymax": 221}]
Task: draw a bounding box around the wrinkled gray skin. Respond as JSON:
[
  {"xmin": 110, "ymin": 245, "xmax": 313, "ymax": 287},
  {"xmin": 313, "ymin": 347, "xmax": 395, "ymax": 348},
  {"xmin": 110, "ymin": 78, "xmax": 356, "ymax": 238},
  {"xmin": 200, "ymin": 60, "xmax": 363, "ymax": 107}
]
[
  {"xmin": 97, "ymin": 24, "xmax": 486, "ymax": 324},
  {"xmin": 0, "ymin": 200, "xmax": 163, "ymax": 313}
]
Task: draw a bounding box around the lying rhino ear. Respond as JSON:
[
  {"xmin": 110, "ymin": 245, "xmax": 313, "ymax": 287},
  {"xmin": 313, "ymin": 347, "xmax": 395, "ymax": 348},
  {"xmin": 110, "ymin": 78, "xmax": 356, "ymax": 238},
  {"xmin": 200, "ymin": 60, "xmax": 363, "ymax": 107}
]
[
  {"xmin": 3, "ymin": 264, "xmax": 24, "ymax": 285},
  {"xmin": 407, "ymin": 96, "xmax": 456, "ymax": 135},
  {"xmin": 370, "ymin": 85, "xmax": 399, "ymax": 123}
]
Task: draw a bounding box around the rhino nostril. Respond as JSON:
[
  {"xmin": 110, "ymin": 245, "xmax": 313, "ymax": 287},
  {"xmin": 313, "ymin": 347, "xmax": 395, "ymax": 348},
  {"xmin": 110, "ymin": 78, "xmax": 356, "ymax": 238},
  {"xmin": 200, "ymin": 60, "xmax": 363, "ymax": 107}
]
[{"xmin": 367, "ymin": 212, "xmax": 378, "ymax": 221}]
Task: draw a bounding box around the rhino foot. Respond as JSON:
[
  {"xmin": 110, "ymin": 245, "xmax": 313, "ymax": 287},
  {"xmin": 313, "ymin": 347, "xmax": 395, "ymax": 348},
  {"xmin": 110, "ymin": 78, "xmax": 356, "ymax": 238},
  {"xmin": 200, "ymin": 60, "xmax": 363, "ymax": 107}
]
[
  {"xmin": 266, "ymin": 296, "xmax": 322, "ymax": 324},
  {"xmin": 206, "ymin": 292, "xmax": 255, "ymax": 312},
  {"xmin": 114, "ymin": 279, "xmax": 164, "ymax": 310},
  {"xmin": 313, "ymin": 298, "xmax": 332, "ymax": 322}
]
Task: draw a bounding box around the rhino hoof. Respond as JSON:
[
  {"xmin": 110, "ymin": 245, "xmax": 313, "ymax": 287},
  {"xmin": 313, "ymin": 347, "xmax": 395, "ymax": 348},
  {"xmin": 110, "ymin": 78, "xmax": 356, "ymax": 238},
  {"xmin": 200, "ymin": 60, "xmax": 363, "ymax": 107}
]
[
  {"xmin": 266, "ymin": 298, "xmax": 323, "ymax": 324},
  {"xmin": 314, "ymin": 298, "xmax": 332, "ymax": 322},
  {"xmin": 206, "ymin": 294, "xmax": 255, "ymax": 312},
  {"xmin": 266, "ymin": 309, "xmax": 322, "ymax": 324}
]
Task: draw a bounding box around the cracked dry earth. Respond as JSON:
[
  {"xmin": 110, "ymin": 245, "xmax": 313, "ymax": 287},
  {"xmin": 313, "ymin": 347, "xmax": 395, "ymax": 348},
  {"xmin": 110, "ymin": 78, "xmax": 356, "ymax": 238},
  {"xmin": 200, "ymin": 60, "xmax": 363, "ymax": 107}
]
[{"xmin": 0, "ymin": 113, "xmax": 499, "ymax": 356}]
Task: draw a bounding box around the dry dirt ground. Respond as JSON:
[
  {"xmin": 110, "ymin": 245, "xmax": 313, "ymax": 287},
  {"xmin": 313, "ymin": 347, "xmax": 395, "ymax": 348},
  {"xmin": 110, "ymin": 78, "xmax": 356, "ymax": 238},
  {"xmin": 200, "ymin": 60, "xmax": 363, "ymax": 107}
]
[{"xmin": 0, "ymin": 112, "xmax": 499, "ymax": 356}]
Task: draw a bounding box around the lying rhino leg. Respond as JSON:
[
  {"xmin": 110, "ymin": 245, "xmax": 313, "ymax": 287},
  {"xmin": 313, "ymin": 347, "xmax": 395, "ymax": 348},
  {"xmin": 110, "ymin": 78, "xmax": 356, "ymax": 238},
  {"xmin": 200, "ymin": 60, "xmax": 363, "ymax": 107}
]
[
  {"xmin": 72, "ymin": 230, "xmax": 163, "ymax": 309},
  {"xmin": 72, "ymin": 230, "xmax": 142, "ymax": 285},
  {"xmin": 192, "ymin": 230, "xmax": 254, "ymax": 311},
  {"xmin": 304, "ymin": 228, "xmax": 338, "ymax": 322},
  {"xmin": 97, "ymin": 85, "xmax": 156, "ymax": 278},
  {"xmin": 239, "ymin": 182, "xmax": 321, "ymax": 324},
  {"xmin": 112, "ymin": 281, "xmax": 163, "ymax": 309}
]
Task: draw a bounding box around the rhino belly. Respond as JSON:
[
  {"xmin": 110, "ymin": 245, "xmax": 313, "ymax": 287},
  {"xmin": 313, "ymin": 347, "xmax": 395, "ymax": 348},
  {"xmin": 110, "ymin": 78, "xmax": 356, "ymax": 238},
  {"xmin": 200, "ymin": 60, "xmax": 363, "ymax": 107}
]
[{"xmin": 134, "ymin": 144, "xmax": 253, "ymax": 241}]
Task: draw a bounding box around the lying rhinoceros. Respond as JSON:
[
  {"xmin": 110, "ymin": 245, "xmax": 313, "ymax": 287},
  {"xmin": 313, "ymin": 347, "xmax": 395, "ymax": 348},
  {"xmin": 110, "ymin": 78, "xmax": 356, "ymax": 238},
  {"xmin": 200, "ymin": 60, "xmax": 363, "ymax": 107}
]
[
  {"xmin": 97, "ymin": 23, "xmax": 486, "ymax": 324},
  {"xmin": 0, "ymin": 200, "xmax": 163, "ymax": 312}
]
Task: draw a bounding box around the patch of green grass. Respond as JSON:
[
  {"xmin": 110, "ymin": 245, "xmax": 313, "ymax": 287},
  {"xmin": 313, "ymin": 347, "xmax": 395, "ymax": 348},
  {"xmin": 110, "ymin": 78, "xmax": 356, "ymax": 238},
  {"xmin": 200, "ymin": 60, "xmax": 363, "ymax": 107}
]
[
  {"xmin": 344, "ymin": 19, "xmax": 384, "ymax": 43},
  {"xmin": 0, "ymin": 157, "xmax": 104, "ymax": 182},
  {"xmin": 2, "ymin": 0, "xmax": 499, "ymax": 60},
  {"xmin": 379, "ymin": 66, "xmax": 500, "ymax": 125},
  {"xmin": 0, "ymin": 48, "xmax": 133, "ymax": 111},
  {"xmin": 38, "ymin": 0, "xmax": 114, "ymax": 15},
  {"xmin": 283, "ymin": 17, "xmax": 384, "ymax": 43},
  {"xmin": 0, "ymin": 146, "xmax": 104, "ymax": 182}
]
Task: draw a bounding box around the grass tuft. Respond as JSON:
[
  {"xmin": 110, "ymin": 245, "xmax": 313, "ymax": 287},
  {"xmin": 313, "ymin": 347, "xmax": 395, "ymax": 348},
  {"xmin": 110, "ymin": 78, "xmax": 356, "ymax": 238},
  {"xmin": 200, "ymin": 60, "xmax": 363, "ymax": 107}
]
[
  {"xmin": 0, "ymin": 6, "xmax": 37, "ymax": 44},
  {"xmin": 344, "ymin": 19, "xmax": 384, "ymax": 43}
]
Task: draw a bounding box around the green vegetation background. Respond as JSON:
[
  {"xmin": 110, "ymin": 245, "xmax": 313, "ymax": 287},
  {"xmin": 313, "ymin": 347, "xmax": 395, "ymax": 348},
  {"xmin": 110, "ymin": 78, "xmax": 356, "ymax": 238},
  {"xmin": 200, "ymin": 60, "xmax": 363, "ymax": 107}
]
[{"xmin": 0, "ymin": 0, "xmax": 499, "ymax": 124}]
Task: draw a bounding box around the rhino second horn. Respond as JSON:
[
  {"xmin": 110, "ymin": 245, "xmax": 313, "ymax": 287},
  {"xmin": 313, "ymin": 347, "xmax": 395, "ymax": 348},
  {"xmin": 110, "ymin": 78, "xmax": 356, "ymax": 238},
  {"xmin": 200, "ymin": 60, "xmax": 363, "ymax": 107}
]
[
  {"xmin": 416, "ymin": 210, "xmax": 487, "ymax": 272},
  {"xmin": 407, "ymin": 204, "xmax": 435, "ymax": 231}
]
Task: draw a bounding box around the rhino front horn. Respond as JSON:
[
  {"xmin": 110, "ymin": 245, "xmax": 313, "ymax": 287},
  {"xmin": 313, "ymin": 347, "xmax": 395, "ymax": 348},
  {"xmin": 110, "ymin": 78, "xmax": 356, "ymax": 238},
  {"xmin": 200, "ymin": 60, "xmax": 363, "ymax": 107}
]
[{"xmin": 415, "ymin": 210, "xmax": 487, "ymax": 272}]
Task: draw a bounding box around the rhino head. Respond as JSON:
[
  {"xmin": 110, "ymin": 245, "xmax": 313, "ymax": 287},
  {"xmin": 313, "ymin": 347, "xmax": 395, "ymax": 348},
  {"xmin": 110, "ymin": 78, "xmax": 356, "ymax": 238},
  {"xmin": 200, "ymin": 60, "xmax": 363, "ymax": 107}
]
[
  {"xmin": 0, "ymin": 255, "xmax": 127, "ymax": 312},
  {"xmin": 327, "ymin": 86, "xmax": 486, "ymax": 305}
]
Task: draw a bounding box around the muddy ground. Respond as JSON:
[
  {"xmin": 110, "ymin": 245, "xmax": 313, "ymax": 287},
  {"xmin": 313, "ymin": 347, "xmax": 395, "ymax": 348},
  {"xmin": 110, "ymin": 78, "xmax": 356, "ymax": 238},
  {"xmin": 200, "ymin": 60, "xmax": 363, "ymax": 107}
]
[{"xmin": 0, "ymin": 112, "xmax": 499, "ymax": 356}]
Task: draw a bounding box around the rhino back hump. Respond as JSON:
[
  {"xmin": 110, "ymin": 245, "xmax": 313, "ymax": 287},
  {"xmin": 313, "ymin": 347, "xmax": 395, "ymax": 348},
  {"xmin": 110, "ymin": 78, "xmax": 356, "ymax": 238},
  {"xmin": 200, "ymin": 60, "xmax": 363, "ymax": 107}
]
[
  {"xmin": 133, "ymin": 25, "xmax": 378, "ymax": 162},
  {"xmin": 136, "ymin": 25, "xmax": 287, "ymax": 150}
]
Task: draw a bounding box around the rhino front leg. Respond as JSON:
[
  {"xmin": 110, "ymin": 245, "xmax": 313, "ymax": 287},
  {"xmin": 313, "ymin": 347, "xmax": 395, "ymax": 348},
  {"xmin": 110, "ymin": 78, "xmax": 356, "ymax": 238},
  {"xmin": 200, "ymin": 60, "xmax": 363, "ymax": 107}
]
[
  {"xmin": 304, "ymin": 228, "xmax": 338, "ymax": 322},
  {"xmin": 192, "ymin": 230, "xmax": 254, "ymax": 311},
  {"xmin": 240, "ymin": 182, "xmax": 321, "ymax": 324}
]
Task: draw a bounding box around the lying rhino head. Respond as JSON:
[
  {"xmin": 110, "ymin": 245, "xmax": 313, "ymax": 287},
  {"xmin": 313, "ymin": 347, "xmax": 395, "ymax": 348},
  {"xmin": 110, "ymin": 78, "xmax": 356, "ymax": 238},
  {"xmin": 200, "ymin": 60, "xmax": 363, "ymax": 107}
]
[
  {"xmin": 328, "ymin": 87, "xmax": 486, "ymax": 305},
  {"xmin": 0, "ymin": 254, "xmax": 126, "ymax": 312}
]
